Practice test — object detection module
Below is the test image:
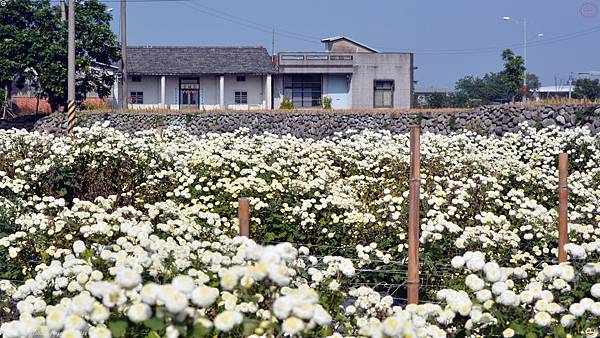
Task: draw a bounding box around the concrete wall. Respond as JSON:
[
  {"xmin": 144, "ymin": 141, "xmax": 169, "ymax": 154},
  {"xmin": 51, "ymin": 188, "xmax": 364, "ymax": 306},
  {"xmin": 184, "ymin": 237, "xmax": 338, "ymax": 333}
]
[
  {"xmin": 351, "ymin": 53, "xmax": 413, "ymax": 109},
  {"xmin": 31, "ymin": 105, "xmax": 600, "ymax": 138},
  {"xmin": 326, "ymin": 40, "xmax": 374, "ymax": 53}
]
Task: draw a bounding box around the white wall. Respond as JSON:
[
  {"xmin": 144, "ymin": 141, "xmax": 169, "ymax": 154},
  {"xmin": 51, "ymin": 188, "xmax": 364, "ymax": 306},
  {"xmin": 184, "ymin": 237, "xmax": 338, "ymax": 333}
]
[
  {"xmin": 224, "ymin": 75, "xmax": 264, "ymax": 109},
  {"xmin": 125, "ymin": 74, "xmax": 268, "ymax": 110}
]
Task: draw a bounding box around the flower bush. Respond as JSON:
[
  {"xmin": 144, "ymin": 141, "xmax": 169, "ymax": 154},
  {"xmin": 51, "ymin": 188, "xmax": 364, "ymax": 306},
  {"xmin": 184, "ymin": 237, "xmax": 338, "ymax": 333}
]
[{"xmin": 0, "ymin": 124, "xmax": 599, "ymax": 337}]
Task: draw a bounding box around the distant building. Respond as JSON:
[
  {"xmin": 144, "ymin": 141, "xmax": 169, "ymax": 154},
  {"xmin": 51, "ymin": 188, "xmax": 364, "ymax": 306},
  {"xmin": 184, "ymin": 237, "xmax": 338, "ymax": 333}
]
[
  {"xmin": 122, "ymin": 46, "xmax": 276, "ymax": 110},
  {"xmin": 533, "ymin": 85, "xmax": 574, "ymax": 101},
  {"xmin": 414, "ymin": 87, "xmax": 449, "ymax": 107},
  {"xmin": 10, "ymin": 36, "xmax": 415, "ymax": 113},
  {"xmin": 275, "ymin": 37, "xmax": 414, "ymax": 109}
]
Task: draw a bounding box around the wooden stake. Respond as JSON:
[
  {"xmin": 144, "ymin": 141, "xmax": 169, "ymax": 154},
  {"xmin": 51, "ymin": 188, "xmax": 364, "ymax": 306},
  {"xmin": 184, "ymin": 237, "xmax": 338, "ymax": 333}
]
[
  {"xmin": 239, "ymin": 197, "xmax": 250, "ymax": 237},
  {"xmin": 407, "ymin": 125, "xmax": 421, "ymax": 304},
  {"xmin": 558, "ymin": 153, "xmax": 568, "ymax": 263},
  {"xmin": 156, "ymin": 126, "xmax": 164, "ymax": 137}
]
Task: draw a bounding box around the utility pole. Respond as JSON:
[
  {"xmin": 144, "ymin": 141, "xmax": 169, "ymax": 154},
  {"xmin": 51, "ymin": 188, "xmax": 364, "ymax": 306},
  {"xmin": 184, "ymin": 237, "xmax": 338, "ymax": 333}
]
[
  {"xmin": 120, "ymin": 0, "xmax": 128, "ymax": 109},
  {"xmin": 60, "ymin": 0, "xmax": 66, "ymax": 22},
  {"xmin": 272, "ymin": 29, "xmax": 275, "ymax": 56},
  {"xmin": 522, "ymin": 18, "xmax": 527, "ymax": 103},
  {"xmin": 67, "ymin": 0, "xmax": 76, "ymax": 134}
]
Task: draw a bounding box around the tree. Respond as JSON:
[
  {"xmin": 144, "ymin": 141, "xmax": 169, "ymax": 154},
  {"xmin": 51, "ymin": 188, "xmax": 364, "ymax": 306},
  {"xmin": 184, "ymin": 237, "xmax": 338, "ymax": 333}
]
[
  {"xmin": 573, "ymin": 79, "xmax": 600, "ymax": 100},
  {"xmin": 526, "ymin": 73, "xmax": 541, "ymax": 97},
  {"xmin": 0, "ymin": 0, "xmax": 119, "ymax": 112},
  {"xmin": 500, "ymin": 49, "xmax": 525, "ymax": 101},
  {"xmin": 0, "ymin": 1, "xmax": 40, "ymax": 107},
  {"xmin": 427, "ymin": 92, "xmax": 449, "ymax": 108}
]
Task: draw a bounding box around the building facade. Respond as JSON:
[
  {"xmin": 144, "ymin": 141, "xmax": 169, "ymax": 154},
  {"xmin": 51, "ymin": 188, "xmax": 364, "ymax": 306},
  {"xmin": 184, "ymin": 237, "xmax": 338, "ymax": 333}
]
[
  {"xmin": 116, "ymin": 37, "xmax": 414, "ymax": 110},
  {"xmin": 120, "ymin": 46, "xmax": 275, "ymax": 110},
  {"xmin": 274, "ymin": 37, "xmax": 414, "ymax": 109}
]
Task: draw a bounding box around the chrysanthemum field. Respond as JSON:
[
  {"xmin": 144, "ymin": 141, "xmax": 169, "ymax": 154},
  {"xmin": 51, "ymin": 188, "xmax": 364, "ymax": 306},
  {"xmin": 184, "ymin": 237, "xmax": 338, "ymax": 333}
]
[{"xmin": 0, "ymin": 124, "xmax": 599, "ymax": 338}]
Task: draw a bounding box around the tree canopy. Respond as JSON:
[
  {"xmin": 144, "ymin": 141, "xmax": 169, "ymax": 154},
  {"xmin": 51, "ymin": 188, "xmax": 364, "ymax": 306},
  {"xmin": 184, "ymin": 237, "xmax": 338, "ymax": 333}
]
[
  {"xmin": 0, "ymin": 0, "xmax": 119, "ymax": 112},
  {"xmin": 573, "ymin": 79, "xmax": 600, "ymax": 100},
  {"xmin": 420, "ymin": 49, "xmax": 540, "ymax": 108}
]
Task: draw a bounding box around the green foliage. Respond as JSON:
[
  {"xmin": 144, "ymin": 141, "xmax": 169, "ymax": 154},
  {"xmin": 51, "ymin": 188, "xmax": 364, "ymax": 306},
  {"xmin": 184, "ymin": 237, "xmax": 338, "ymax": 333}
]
[
  {"xmin": 279, "ymin": 96, "xmax": 294, "ymax": 109},
  {"xmin": 426, "ymin": 92, "xmax": 448, "ymax": 108},
  {"xmin": 450, "ymin": 49, "xmax": 536, "ymax": 106},
  {"xmin": 573, "ymin": 78, "xmax": 600, "ymax": 100},
  {"xmin": 108, "ymin": 319, "xmax": 128, "ymax": 337},
  {"xmin": 500, "ymin": 49, "xmax": 526, "ymax": 100},
  {"xmin": 0, "ymin": 0, "xmax": 119, "ymax": 112},
  {"xmin": 322, "ymin": 96, "xmax": 333, "ymax": 109}
]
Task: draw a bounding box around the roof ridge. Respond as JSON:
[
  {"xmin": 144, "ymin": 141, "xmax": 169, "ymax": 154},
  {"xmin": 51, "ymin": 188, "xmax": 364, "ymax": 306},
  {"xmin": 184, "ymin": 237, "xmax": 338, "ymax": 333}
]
[{"xmin": 127, "ymin": 45, "xmax": 267, "ymax": 49}]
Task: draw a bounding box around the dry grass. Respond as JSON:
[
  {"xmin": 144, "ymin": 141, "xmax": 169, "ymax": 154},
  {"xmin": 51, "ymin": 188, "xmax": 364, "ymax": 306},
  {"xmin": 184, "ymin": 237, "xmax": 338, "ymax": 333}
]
[{"xmin": 79, "ymin": 100, "xmax": 599, "ymax": 115}]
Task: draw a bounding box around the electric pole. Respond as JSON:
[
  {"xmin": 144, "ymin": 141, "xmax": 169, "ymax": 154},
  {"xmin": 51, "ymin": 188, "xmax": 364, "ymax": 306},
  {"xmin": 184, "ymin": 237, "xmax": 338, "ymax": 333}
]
[
  {"xmin": 272, "ymin": 29, "xmax": 275, "ymax": 56},
  {"xmin": 67, "ymin": 0, "xmax": 76, "ymax": 134},
  {"xmin": 60, "ymin": 0, "xmax": 66, "ymax": 22},
  {"xmin": 121, "ymin": 0, "xmax": 128, "ymax": 109}
]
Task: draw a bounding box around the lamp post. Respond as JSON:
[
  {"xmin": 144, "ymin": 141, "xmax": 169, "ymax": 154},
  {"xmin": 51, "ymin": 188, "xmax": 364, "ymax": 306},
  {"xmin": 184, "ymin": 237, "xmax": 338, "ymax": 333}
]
[{"xmin": 502, "ymin": 17, "xmax": 543, "ymax": 103}]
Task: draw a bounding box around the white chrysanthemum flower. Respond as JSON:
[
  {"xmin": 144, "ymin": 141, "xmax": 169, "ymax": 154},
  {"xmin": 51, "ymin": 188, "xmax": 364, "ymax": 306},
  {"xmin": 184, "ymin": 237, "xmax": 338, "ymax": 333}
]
[
  {"xmin": 115, "ymin": 268, "xmax": 142, "ymax": 289},
  {"xmin": 140, "ymin": 283, "xmax": 160, "ymax": 305},
  {"xmin": 171, "ymin": 275, "xmax": 195, "ymax": 294},
  {"xmin": 560, "ymin": 314, "xmax": 576, "ymax": 327},
  {"xmin": 214, "ymin": 310, "xmax": 243, "ymax": 332},
  {"xmin": 72, "ymin": 240, "xmax": 86, "ymax": 255},
  {"xmin": 282, "ymin": 317, "xmax": 305, "ymax": 336},
  {"xmin": 591, "ymin": 283, "xmax": 600, "ymax": 299},
  {"xmin": 451, "ymin": 256, "xmax": 465, "ymax": 269},
  {"xmin": 502, "ymin": 328, "xmax": 515, "ymax": 337},
  {"xmin": 127, "ymin": 303, "xmax": 152, "ymax": 322},
  {"xmin": 191, "ymin": 285, "xmax": 219, "ymax": 308},
  {"xmin": 89, "ymin": 326, "xmax": 112, "ymax": 338},
  {"xmin": 569, "ymin": 303, "xmax": 585, "ymax": 317},
  {"xmin": 534, "ymin": 311, "xmax": 552, "ymax": 326}
]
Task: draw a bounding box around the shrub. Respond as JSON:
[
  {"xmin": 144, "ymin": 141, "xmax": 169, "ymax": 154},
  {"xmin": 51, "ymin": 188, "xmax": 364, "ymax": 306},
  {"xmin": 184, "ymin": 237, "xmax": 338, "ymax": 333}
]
[
  {"xmin": 279, "ymin": 96, "xmax": 294, "ymax": 109},
  {"xmin": 322, "ymin": 96, "xmax": 333, "ymax": 109}
]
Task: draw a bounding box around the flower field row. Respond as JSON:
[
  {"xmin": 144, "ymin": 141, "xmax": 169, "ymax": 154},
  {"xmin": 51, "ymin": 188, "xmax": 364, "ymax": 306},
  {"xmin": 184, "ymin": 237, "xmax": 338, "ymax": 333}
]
[{"xmin": 0, "ymin": 124, "xmax": 599, "ymax": 337}]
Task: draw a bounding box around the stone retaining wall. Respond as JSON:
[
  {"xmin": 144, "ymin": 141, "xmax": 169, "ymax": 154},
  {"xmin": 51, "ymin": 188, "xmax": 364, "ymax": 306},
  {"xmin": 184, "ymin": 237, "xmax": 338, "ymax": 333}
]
[{"xmin": 29, "ymin": 104, "xmax": 600, "ymax": 138}]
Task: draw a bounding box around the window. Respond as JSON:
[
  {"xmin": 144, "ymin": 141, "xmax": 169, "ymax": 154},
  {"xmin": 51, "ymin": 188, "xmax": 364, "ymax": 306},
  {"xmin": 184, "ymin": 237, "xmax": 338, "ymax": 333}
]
[
  {"xmin": 236, "ymin": 75, "xmax": 246, "ymax": 82},
  {"xmin": 281, "ymin": 55, "xmax": 305, "ymax": 61},
  {"xmin": 131, "ymin": 75, "xmax": 142, "ymax": 82},
  {"xmin": 130, "ymin": 91, "xmax": 143, "ymax": 104},
  {"xmin": 283, "ymin": 75, "xmax": 322, "ymax": 108},
  {"xmin": 374, "ymin": 80, "xmax": 394, "ymax": 108},
  {"xmin": 306, "ymin": 55, "xmax": 328, "ymax": 61},
  {"xmin": 330, "ymin": 55, "xmax": 353, "ymax": 61},
  {"xmin": 235, "ymin": 91, "xmax": 248, "ymax": 104}
]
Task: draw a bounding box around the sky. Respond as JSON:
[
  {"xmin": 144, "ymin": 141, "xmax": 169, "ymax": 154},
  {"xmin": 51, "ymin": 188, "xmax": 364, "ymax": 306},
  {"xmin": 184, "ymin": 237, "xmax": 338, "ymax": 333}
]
[{"xmin": 103, "ymin": 0, "xmax": 600, "ymax": 89}]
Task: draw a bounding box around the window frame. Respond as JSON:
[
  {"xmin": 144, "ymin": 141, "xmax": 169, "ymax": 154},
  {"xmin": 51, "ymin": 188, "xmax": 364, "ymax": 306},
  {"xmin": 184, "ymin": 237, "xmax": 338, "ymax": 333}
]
[
  {"xmin": 373, "ymin": 80, "xmax": 394, "ymax": 108},
  {"xmin": 130, "ymin": 91, "xmax": 144, "ymax": 104},
  {"xmin": 235, "ymin": 91, "xmax": 248, "ymax": 104},
  {"xmin": 236, "ymin": 75, "xmax": 246, "ymax": 82},
  {"xmin": 131, "ymin": 75, "xmax": 142, "ymax": 82}
]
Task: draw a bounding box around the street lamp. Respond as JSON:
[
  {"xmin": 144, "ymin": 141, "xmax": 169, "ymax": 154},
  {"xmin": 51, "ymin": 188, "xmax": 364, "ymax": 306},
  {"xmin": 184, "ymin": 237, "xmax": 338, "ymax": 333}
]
[{"xmin": 503, "ymin": 16, "xmax": 542, "ymax": 102}]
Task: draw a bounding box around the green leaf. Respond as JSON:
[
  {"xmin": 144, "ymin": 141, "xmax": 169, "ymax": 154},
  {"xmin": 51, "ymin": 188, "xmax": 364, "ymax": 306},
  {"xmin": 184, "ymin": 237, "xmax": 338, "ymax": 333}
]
[
  {"xmin": 108, "ymin": 320, "xmax": 128, "ymax": 338},
  {"xmin": 242, "ymin": 320, "xmax": 259, "ymax": 336},
  {"xmin": 525, "ymin": 332, "xmax": 537, "ymax": 338},
  {"xmin": 192, "ymin": 322, "xmax": 212, "ymax": 337},
  {"xmin": 146, "ymin": 332, "xmax": 161, "ymax": 338},
  {"xmin": 144, "ymin": 318, "xmax": 166, "ymax": 331}
]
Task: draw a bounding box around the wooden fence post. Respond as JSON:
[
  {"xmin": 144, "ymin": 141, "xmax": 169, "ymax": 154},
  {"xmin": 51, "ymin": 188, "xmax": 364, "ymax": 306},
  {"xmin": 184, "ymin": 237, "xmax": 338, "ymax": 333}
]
[
  {"xmin": 407, "ymin": 126, "xmax": 421, "ymax": 304},
  {"xmin": 239, "ymin": 197, "xmax": 250, "ymax": 237},
  {"xmin": 156, "ymin": 126, "xmax": 164, "ymax": 138},
  {"xmin": 558, "ymin": 153, "xmax": 568, "ymax": 263}
]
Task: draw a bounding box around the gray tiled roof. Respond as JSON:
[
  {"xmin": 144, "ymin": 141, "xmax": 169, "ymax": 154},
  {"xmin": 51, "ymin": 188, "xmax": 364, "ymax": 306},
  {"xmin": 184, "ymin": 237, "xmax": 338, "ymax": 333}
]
[{"xmin": 127, "ymin": 46, "xmax": 276, "ymax": 75}]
